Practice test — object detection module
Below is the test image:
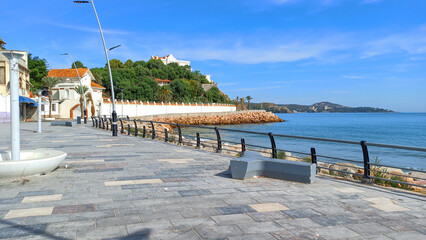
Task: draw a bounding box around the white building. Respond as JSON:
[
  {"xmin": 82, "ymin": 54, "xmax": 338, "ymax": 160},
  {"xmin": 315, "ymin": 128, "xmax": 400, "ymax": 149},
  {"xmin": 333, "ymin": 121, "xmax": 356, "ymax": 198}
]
[
  {"xmin": 45, "ymin": 68, "xmax": 105, "ymax": 119},
  {"xmin": 154, "ymin": 78, "xmax": 171, "ymax": 86},
  {"xmin": 0, "ymin": 50, "xmax": 34, "ymax": 122},
  {"xmin": 151, "ymin": 54, "xmax": 190, "ymax": 67}
]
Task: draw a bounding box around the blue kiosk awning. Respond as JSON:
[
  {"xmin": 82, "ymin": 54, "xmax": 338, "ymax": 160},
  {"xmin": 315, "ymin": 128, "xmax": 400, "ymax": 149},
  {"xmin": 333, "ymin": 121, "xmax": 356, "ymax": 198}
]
[{"xmin": 19, "ymin": 96, "xmax": 38, "ymax": 107}]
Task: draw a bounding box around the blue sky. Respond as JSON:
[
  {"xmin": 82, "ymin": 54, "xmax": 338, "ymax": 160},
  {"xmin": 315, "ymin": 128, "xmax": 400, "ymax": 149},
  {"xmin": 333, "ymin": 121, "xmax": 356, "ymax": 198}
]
[{"xmin": 1, "ymin": 0, "xmax": 426, "ymax": 112}]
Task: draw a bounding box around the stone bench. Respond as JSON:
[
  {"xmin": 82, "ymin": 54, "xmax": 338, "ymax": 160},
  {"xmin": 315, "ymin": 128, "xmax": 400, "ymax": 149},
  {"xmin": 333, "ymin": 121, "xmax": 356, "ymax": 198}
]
[
  {"xmin": 230, "ymin": 151, "xmax": 316, "ymax": 184},
  {"xmin": 51, "ymin": 121, "xmax": 76, "ymax": 127}
]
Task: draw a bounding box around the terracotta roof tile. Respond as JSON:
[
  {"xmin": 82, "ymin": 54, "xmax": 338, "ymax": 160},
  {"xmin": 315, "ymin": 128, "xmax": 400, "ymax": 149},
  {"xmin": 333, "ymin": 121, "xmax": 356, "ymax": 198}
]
[
  {"xmin": 91, "ymin": 81, "xmax": 105, "ymax": 89},
  {"xmin": 48, "ymin": 68, "xmax": 89, "ymax": 78},
  {"xmin": 155, "ymin": 78, "xmax": 171, "ymax": 83}
]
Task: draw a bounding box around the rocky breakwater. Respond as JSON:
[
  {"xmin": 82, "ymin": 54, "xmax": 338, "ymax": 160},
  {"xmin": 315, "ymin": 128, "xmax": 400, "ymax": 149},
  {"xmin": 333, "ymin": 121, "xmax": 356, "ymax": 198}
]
[{"xmin": 152, "ymin": 111, "xmax": 284, "ymax": 125}]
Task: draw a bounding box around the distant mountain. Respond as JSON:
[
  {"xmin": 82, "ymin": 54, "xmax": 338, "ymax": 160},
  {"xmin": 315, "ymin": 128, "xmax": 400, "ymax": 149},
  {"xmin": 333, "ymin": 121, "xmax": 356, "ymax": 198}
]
[{"xmin": 250, "ymin": 101, "xmax": 393, "ymax": 113}]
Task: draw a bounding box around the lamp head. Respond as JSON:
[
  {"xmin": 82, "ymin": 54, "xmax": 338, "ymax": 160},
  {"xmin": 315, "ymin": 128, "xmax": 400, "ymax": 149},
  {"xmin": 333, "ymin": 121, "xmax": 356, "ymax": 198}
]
[
  {"xmin": 74, "ymin": 1, "xmax": 91, "ymax": 3},
  {"xmin": 60, "ymin": 53, "xmax": 69, "ymax": 56}
]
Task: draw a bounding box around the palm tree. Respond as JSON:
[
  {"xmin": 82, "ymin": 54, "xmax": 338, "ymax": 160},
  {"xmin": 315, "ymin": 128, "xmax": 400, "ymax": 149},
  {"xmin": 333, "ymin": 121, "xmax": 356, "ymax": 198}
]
[
  {"xmin": 42, "ymin": 77, "xmax": 60, "ymax": 117},
  {"xmin": 85, "ymin": 91, "xmax": 96, "ymax": 117},
  {"xmin": 74, "ymin": 85, "xmax": 89, "ymax": 119},
  {"xmin": 246, "ymin": 96, "xmax": 253, "ymax": 110}
]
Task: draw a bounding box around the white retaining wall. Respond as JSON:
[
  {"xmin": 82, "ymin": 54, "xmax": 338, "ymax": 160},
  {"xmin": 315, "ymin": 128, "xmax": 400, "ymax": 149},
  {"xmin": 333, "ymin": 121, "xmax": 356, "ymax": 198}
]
[{"xmin": 100, "ymin": 100, "xmax": 236, "ymax": 118}]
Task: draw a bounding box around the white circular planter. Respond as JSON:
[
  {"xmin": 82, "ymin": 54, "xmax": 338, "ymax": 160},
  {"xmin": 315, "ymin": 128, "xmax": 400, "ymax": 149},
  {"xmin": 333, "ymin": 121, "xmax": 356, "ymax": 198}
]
[{"xmin": 0, "ymin": 149, "xmax": 67, "ymax": 178}]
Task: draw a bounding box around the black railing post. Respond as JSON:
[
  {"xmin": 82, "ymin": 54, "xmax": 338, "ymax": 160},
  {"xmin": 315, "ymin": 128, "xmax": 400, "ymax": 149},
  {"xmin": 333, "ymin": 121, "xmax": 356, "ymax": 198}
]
[
  {"xmin": 142, "ymin": 125, "xmax": 146, "ymax": 138},
  {"xmin": 133, "ymin": 120, "xmax": 138, "ymax": 137},
  {"xmin": 196, "ymin": 133, "xmax": 200, "ymax": 148},
  {"xmin": 361, "ymin": 141, "xmax": 371, "ymax": 182},
  {"xmin": 106, "ymin": 121, "xmax": 109, "ymax": 130},
  {"xmin": 310, "ymin": 148, "xmax": 317, "ymax": 164},
  {"xmin": 268, "ymin": 132, "xmax": 277, "ymax": 158},
  {"xmin": 95, "ymin": 118, "xmax": 98, "ymax": 128},
  {"xmin": 214, "ymin": 127, "xmax": 222, "ymax": 152},
  {"xmin": 241, "ymin": 138, "xmax": 246, "ymax": 153},
  {"xmin": 127, "ymin": 124, "xmax": 130, "ymax": 135},
  {"xmin": 120, "ymin": 120, "xmax": 124, "ymax": 134},
  {"xmin": 101, "ymin": 118, "xmax": 104, "ymax": 129},
  {"xmin": 126, "ymin": 116, "xmax": 129, "ymax": 120},
  {"xmin": 150, "ymin": 121, "xmax": 155, "ymax": 139},
  {"xmin": 165, "ymin": 129, "xmax": 168, "ymax": 142},
  {"xmin": 91, "ymin": 117, "xmax": 95, "ymax": 127},
  {"xmin": 177, "ymin": 124, "xmax": 183, "ymax": 144}
]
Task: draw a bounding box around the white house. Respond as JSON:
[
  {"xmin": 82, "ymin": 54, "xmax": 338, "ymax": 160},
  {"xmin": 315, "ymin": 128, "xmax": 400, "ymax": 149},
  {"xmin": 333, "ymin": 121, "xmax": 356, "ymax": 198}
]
[
  {"xmin": 151, "ymin": 54, "xmax": 190, "ymax": 67},
  {"xmin": 45, "ymin": 68, "xmax": 105, "ymax": 119},
  {"xmin": 154, "ymin": 78, "xmax": 171, "ymax": 86}
]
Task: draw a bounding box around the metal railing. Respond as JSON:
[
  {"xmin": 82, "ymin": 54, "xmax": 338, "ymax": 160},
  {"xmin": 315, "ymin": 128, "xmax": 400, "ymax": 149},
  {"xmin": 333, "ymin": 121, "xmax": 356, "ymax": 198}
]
[{"xmin": 91, "ymin": 116, "xmax": 426, "ymax": 190}]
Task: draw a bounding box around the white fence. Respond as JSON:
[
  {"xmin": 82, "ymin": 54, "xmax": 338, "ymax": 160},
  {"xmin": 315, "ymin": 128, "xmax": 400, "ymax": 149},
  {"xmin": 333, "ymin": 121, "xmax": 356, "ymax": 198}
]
[{"xmin": 100, "ymin": 100, "xmax": 236, "ymax": 118}]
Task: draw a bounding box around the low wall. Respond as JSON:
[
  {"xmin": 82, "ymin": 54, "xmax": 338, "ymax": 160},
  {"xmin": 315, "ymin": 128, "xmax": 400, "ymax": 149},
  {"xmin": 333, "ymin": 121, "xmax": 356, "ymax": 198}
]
[{"xmin": 100, "ymin": 100, "xmax": 236, "ymax": 117}]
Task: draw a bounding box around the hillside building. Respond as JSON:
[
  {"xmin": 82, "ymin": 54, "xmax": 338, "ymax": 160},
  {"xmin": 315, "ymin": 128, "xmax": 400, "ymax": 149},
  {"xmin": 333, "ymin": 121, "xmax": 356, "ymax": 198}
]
[{"xmin": 151, "ymin": 54, "xmax": 190, "ymax": 67}]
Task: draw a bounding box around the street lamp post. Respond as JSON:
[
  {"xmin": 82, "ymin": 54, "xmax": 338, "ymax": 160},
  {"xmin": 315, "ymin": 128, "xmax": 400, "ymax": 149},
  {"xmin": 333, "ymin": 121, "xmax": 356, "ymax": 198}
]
[
  {"xmin": 74, "ymin": 0, "xmax": 118, "ymax": 136},
  {"xmin": 61, "ymin": 53, "xmax": 87, "ymax": 124},
  {"xmin": 116, "ymin": 87, "xmax": 128, "ymax": 118},
  {"xmin": 37, "ymin": 90, "xmax": 42, "ymax": 133}
]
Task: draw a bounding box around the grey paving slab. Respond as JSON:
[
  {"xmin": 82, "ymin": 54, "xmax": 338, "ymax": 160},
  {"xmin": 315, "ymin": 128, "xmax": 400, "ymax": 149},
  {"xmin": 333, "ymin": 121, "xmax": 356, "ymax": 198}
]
[{"xmin": 0, "ymin": 122, "xmax": 425, "ymax": 240}]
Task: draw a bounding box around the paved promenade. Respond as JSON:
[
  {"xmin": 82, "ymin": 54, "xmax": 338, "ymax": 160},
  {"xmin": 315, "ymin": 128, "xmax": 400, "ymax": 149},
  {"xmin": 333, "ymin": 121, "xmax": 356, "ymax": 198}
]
[{"xmin": 0, "ymin": 122, "xmax": 425, "ymax": 239}]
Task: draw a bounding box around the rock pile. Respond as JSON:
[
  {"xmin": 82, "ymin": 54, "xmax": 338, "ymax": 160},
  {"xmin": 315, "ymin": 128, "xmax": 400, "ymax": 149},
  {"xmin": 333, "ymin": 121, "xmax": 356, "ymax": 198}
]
[{"xmin": 153, "ymin": 111, "xmax": 284, "ymax": 125}]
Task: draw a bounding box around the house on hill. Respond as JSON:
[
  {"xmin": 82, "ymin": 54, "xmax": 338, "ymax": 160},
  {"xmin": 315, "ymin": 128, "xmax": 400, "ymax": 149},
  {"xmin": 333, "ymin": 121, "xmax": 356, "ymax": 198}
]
[
  {"xmin": 154, "ymin": 78, "xmax": 171, "ymax": 86},
  {"xmin": 151, "ymin": 54, "xmax": 190, "ymax": 67},
  {"xmin": 46, "ymin": 68, "xmax": 105, "ymax": 119}
]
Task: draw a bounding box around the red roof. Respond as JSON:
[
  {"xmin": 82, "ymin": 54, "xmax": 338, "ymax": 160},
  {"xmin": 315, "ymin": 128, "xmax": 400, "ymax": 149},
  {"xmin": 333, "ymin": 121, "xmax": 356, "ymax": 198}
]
[
  {"xmin": 155, "ymin": 78, "xmax": 171, "ymax": 83},
  {"xmin": 152, "ymin": 55, "xmax": 170, "ymax": 60},
  {"xmin": 48, "ymin": 68, "xmax": 89, "ymax": 78},
  {"xmin": 91, "ymin": 81, "xmax": 105, "ymax": 89}
]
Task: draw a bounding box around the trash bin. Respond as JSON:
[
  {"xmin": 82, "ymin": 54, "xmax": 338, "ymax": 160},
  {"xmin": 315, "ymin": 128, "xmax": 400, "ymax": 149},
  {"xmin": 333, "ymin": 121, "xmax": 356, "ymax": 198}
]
[{"xmin": 77, "ymin": 116, "xmax": 81, "ymax": 124}]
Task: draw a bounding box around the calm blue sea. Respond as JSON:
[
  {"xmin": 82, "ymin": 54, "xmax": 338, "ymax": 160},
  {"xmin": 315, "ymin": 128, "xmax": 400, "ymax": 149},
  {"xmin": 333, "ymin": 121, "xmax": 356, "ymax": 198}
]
[{"xmin": 186, "ymin": 113, "xmax": 426, "ymax": 171}]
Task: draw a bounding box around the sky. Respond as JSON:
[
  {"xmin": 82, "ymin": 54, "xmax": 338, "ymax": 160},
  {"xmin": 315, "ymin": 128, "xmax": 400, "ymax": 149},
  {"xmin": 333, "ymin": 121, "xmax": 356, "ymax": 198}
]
[{"xmin": 1, "ymin": 0, "xmax": 426, "ymax": 112}]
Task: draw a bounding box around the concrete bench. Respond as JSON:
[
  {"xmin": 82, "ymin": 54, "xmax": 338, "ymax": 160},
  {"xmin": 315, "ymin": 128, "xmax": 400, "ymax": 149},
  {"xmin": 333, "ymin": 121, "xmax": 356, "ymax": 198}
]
[
  {"xmin": 51, "ymin": 121, "xmax": 76, "ymax": 127},
  {"xmin": 230, "ymin": 151, "xmax": 316, "ymax": 184}
]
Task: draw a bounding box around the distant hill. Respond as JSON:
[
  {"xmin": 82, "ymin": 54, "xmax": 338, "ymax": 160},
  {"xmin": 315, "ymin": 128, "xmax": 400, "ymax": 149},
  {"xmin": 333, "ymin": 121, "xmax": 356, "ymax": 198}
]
[{"xmin": 250, "ymin": 101, "xmax": 393, "ymax": 113}]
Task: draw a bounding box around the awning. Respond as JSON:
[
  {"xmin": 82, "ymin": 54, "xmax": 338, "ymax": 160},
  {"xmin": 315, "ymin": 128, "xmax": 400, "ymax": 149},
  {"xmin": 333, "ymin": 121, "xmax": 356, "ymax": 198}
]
[{"xmin": 19, "ymin": 96, "xmax": 38, "ymax": 107}]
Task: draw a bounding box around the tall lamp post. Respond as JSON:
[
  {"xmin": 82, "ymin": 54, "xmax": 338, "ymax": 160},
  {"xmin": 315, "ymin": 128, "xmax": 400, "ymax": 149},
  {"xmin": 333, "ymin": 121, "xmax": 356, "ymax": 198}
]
[
  {"xmin": 60, "ymin": 53, "xmax": 87, "ymax": 124},
  {"xmin": 74, "ymin": 0, "xmax": 118, "ymax": 136}
]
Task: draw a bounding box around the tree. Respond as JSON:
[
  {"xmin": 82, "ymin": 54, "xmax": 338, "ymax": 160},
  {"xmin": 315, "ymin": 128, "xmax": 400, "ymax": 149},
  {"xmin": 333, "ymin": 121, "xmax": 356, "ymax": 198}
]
[
  {"xmin": 246, "ymin": 96, "xmax": 253, "ymax": 110},
  {"xmin": 42, "ymin": 77, "xmax": 60, "ymax": 117},
  {"xmin": 107, "ymin": 59, "xmax": 123, "ymax": 69},
  {"xmin": 0, "ymin": 36, "xmax": 6, "ymax": 50},
  {"xmin": 28, "ymin": 54, "xmax": 49, "ymax": 92},
  {"xmin": 124, "ymin": 59, "xmax": 134, "ymax": 68},
  {"xmin": 74, "ymin": 85, "xmax": 89, "ymax": 119},
  {"xmin": 72, "ymin": 61, "xmax": 86, "ymax": 69},
  {"xmin": 155, "ymin": 85, "xmax": 173, "ymax": 102},
  {"xmin": 205, "ymin": 87, "xmax": 226, "ymax": 103},
  {"xmin": 169, "ymin": 79, "xmax": 191, "ymax": 102}
]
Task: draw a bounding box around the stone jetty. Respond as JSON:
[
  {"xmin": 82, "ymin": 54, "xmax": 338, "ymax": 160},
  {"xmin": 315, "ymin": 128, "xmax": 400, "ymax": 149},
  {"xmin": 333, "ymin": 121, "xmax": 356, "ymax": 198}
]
[{"xmin": 153, "ymin": 111, "xmax": 283, "ymax": 125}]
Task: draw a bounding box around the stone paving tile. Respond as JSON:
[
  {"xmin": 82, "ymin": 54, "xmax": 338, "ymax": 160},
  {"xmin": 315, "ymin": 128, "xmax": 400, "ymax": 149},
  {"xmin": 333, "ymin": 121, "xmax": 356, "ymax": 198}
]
[
  {"xmin": 17, "ymin": 190, "xmax": 56, "ymax": 198},
  {"xmin": 21, "ymin": 194, "xmax": 62, "ymax": 203},
  {"xmin": 96, "ymin": 215, "xmax": 142, "ymax": 228},
  {"xmin": 216, "ymin": 205, "xmax": 256, "ymax": 215},
  {"xmin": 271, "ymin": 229, "xmax": 325, "ymax": 240},
  {"xmin": 312, "ymin": 226, "xmax": 361, "ymax": 239},
  {"xmin": 247, "ymin": 211, "xmax": 290, "ymax": 222},
  {"xmin": 227, "ymin": 233, "xmax": 277, "ymax": 240},
  {"xmin": 126, "ymin": 220, "xmax": 174, "ymax": 235},
  {"xmin": 211, "ymin": 213, "xmax": 256, "ymax": 225},
  {"xmin": 52, "ymin": 204, "xmax": 94, "ymax": 214},
  {"xmin": 0, "ymin": 224, "xmax": 46, "ymax": 239},
  {"xmin": 281, "ymin": 208, "xmax": 324, "ymax": 218},
  {"xmin": 45, "ymin": 219, "xmax": 95, "ymax": 232},
  {"xmin": 70, "ymin": 210, "xmax": 115, "ymax": 221},
  {"xmin": 310, "ymin": 215, "xmax": 356, "ymax": 227},
  {"xmin": 4, "ymin": 207, "xmax": 54, "ymax": 219},
  {"xmin": 275, "ymin": 218, "xmax": 323, "ymax": 230},
  {"xmin": 170, "ymin": 217, "xmax": 216, "ymax": 230},
  {"xmin": 345, "ymin": 222, "xmax": 395, "ymax": 236},
  {"xmin": 178, "ymin": 189, "xmax": 211, "ymax": 197},
  {"xmin": 194, "ymin": 224, "xmax": 244, "ymax": 240},
  {"xmin": 77, "ymin": 225, "xmax": 128, "ymax": 240},
  {"xmin": 73, "ymin": 168, "xmax": 124, "ymax": 173},
  {"xmin": 149, "ymin": 229, "xmax": 200, "ymax": 240},
  {"xmin": 249, "ymin": 202, "xmax": 289, "ymax": 212},
  {"xmin": 385, "ymin": 231, "xmax": 426, "ymax": 240}
]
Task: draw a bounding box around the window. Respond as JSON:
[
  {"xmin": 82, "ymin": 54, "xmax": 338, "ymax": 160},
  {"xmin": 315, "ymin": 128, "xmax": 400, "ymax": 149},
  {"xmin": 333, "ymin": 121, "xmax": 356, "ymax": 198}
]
[
  {"xmin": 41, "ymin": 104, "xmax": 45, "ymax": 111},
  {"xmin": 0, "ymin": 66, "xmax": 5, "ymax": 84},
  {"xmin": 52, "ymin": 104, "xmax": 56, "ymax": 112}
]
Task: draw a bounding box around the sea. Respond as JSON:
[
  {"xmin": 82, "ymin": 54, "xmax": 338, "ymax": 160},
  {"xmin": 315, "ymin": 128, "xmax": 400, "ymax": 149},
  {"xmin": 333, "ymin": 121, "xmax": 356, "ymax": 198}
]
[{"xmin": 182, "ymin": 113, "xmax": 426, "ymax": 171}]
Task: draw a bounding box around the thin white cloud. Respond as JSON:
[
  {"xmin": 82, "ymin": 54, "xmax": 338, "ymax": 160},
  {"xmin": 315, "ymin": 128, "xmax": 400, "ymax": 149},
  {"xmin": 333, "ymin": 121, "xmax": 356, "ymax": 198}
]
[
  {"xmin": 44, "ymin": 22, "xmax": 131, "ymax": 35},
  {"xmin": 342, "ymin": 75, "xmax": 365, "ymax": 79}
]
